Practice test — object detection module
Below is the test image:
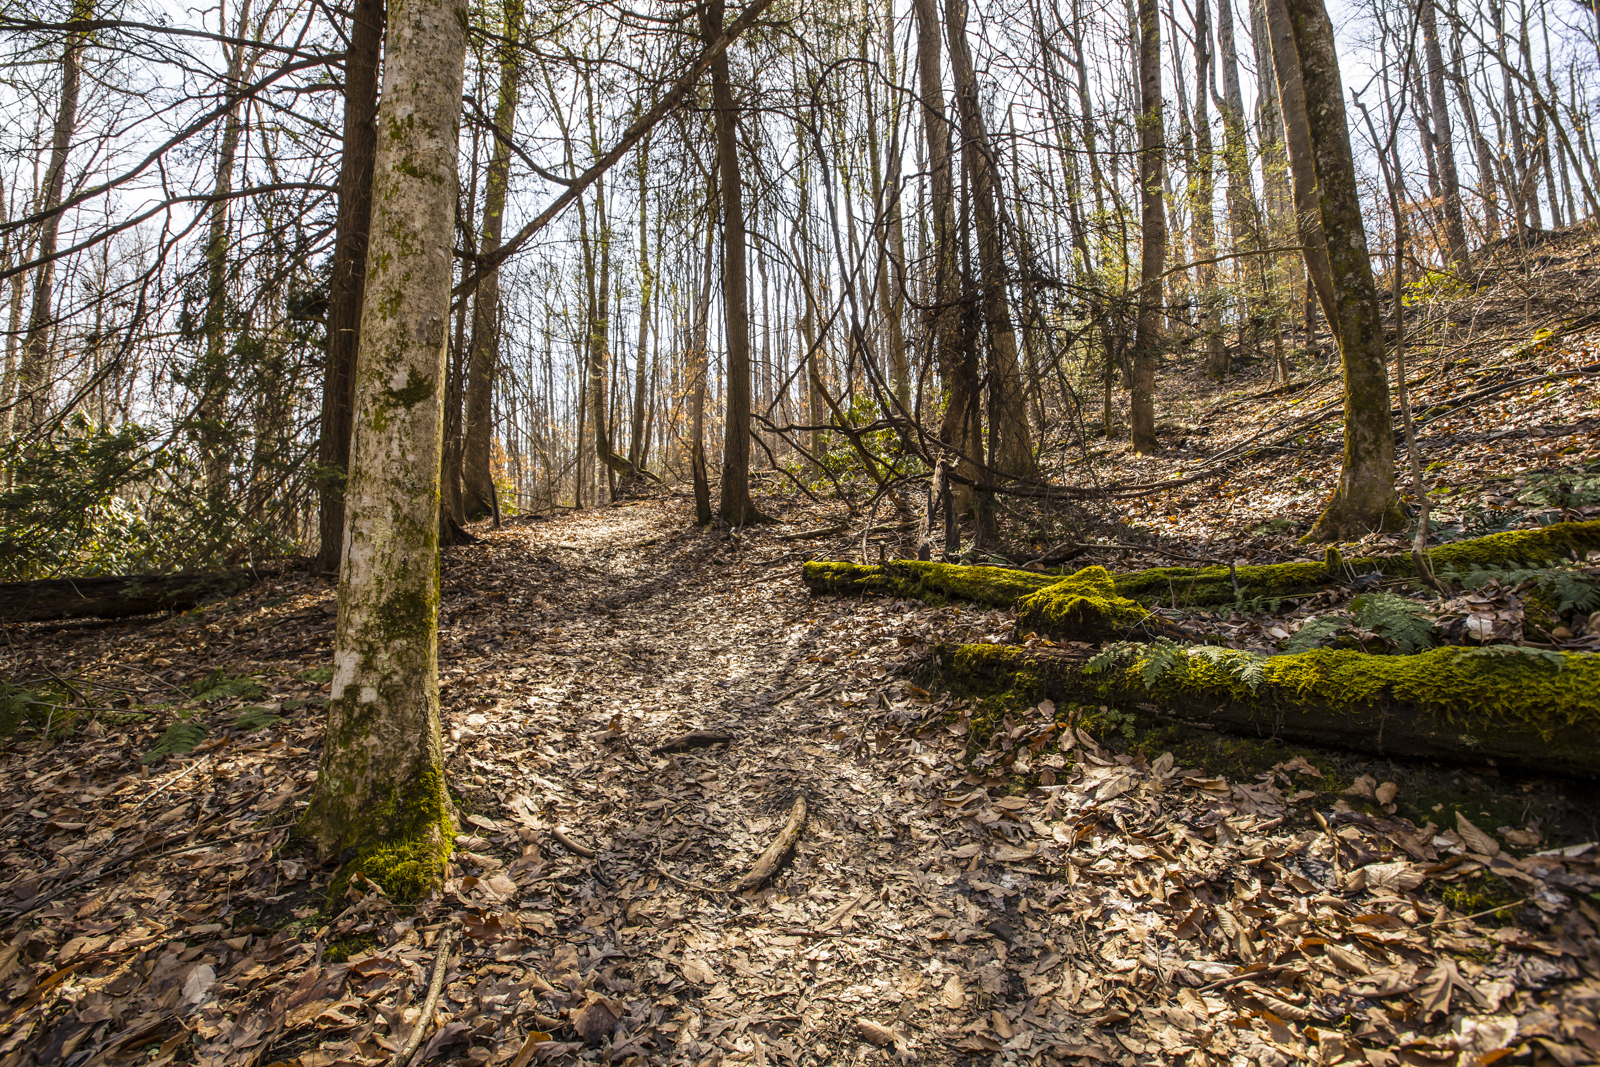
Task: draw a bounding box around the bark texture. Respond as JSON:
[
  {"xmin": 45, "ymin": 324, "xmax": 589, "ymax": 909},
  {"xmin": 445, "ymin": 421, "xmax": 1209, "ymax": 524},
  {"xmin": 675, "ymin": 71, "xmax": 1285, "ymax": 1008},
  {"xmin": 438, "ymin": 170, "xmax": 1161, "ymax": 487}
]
[
  {"xmin": 1130, "ymin": 0, "xmax": 1165, "ymax": 454},
  {"xmin": 316, "ymin": 0, "xmax": 386, "ymax": 576},
  {"xmin": 462, "ymin": 0, "xmax": 524, "ymax": 521},
  {"xmin": 1282, "ymin": 0, "xmax": 1401, "ymax": 540},
  {"xmin": 302, "ymin": 0, "xmax": 467, "ymax": 902}
]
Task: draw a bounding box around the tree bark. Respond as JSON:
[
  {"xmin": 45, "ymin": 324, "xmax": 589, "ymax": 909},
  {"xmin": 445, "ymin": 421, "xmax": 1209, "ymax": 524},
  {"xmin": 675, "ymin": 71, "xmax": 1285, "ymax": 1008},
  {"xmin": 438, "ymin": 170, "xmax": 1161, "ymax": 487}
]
[
  {"xmin": 1279, "ymin": 0, "xmax": 1402, "ymax": 540},
  {"xmin": 16, "ymin": 0, "xmax": 90, "ymax": 434},
  {"xmin": 913, "ymin": 0, "xmax": 980, "ymax": 514},
  {"xmin": 690, "ymin": 207, "xmax": 715, "ymax": 526},
  {"xmin": 1193, "ymin": 0, "xmax": 1228, "ymax": 379},
  {"xmin": 706, "ymin": 0, "xmax": 762, "ymax": 525},
  {"xmin": 1421, "ymin": 0, "xmax": 1470, "ymax": 270},
  {"xmin": 462, "ymin": 0, "xmax": 523, "ymax": 522},
  {"xmin": 316, "ymin": 0, "xmax": 386, "ymax": 576},
  {"xmin": 1130, "ymin": 0, "xmax": 1165, "ymax": 455},
  {"xmin": 1262, "ymin": 0, "xmax": 1336, "ymax": 327},
  {"xmin": 628, "ymin": 139, "xmax": 652, "ymax": 474},
  {"xmin": 945, "ymin": 0, "xmax": 1036, "ymax": 479},
  {"xmin": 0, "ymin": 573, "xmax": 251, "ymax": 623},
  {"xmin": 301, "ymin": 0, "xmax": 467, "ymax": 901}
]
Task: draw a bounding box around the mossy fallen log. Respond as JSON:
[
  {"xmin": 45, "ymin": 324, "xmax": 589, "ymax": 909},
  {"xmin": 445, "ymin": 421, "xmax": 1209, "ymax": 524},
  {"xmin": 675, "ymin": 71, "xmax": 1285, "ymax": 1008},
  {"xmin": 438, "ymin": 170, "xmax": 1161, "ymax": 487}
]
[
  {"xmin": 801, "ymin": 520, "xmax": 1600, "ymax": 611},
  {"xmin": 943, "ymin": 641, "xmax": 1600, "ymax": 776},
  {"xmin": 0, "ymin": 572, "xmax": 249, "ymax": 623}
]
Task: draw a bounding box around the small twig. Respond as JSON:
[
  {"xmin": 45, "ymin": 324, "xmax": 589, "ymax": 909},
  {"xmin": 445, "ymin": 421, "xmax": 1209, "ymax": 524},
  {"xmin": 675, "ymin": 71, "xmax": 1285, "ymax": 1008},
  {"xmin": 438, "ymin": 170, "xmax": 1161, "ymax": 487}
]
[
  {"xmin": 1432, "ymin": 898, "xmax": 1530, "ymax": 926},
  {"xmin": 1196, "ymin": 963, "xmax": 1297, "ymax": 992},
  {"xmin": 550, "ymin": 826, "xmax": 595, "ymax": 859},
  {"xmin": 390, "ymin": 928, "xmax": 454, "ymax": 1067},
  {"xmin": 731, "ymin": 796, "xmax": 807, "ymax": 893}
]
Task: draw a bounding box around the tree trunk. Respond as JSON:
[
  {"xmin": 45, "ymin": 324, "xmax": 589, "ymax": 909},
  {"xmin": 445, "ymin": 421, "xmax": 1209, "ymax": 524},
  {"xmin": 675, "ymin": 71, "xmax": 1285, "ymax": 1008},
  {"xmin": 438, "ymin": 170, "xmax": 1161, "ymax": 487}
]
[
  {"xmin": 945, "ymin": 0, "xmax": 1036, "ymax": 479},
  {"xmin": 1278, "ymin": 0, "xmax": 1402, "ymax": 540},
  {"xmin": 1262, "ymin": 0, "xmax": 1336, "ymax": 327},
  {"xmin": 199, "ymin": 0, "xmax": 257, "ymax": 509},
  {"xmin": 462, "ymin": 0, "xmax": 523, "ymax": 522},
  {"xmin": 0, "ymin": 573, "xmax": 252, "ymax": 623},
  {"xmin": 706, "ymin": 0, "xmax": 762, "ymax": 525},
  {"xmin": 1130, "ymin": 0, "xmax": 1165, "ymax": 455},
  {"xmin": 1193, "ymin": 0, "xmax": 1228, "ymax": 379},
  {"xmin": 316, "ymin": 0, "xmax": 385, "ymax": 576},
  {"xmin": 690, "ymin": 209, "xmax": 715, "ymax": 526},
  {"xmin": 301, "ymin": 0, "xmax": 467, "ymax": 902},
  {"xmin": 16, "ymin": 0, "xmax": 89, "ymax": 434},
  {"xmin": 1421, "ymin": 0, "xmax": 1470, "ymax": 270},
  {"xmin": 628, "ymin": 139, "xmax": 652, "ymax": 474}
]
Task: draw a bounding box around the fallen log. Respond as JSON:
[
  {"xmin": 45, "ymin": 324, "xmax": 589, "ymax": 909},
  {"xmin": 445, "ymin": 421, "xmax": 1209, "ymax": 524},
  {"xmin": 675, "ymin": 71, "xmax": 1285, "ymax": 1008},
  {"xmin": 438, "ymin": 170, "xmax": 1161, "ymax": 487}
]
[
  {"xmin": 0, "ymin": 572, "xmax": 251, "ymax": 623},
  {"xmin": 802, "ymin": 520, "xmax": 1600, "ymax": 612},
  {"xmin": 731, "ymin": 796, "xmax": 807, "ymax": 893},
  {"xmin": 942, "ymin": 641, "xmax": 1600, "ymax": 776}
]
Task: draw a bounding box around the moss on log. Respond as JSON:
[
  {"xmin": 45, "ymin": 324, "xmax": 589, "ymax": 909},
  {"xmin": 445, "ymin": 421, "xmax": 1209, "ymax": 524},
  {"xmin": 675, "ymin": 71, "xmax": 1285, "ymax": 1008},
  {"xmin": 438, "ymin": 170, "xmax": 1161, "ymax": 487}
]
[
  {"xmin": 801, "ymin": 520, "xmax": 1600, "ymax": 611},
  {"xmin": 943, "ymin": 641, "xmax": 1600, "ymax": 775},
  {"xmin": 1014, "ymin": 566, "xmax": 1150, "ymax": 641}
]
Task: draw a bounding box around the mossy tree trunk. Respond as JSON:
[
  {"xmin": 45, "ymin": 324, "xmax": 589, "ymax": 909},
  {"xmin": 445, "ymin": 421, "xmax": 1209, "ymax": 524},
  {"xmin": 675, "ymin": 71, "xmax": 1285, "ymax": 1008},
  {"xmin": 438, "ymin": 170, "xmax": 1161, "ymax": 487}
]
[
  {"xmin": 1130, "ymin": 0, "xmax": 1165, "ymax": 455},
  {"xmin": 302, "ymin": 0, "xmax": 467, "ymax": 902},
  {"xmin": 1279, "ymin": 0, "xmax": 1402, "ymax": 541},
  {"xmin": 461, "ymin": 0, "xmax": 524, "ymax": 522},
  {"xmin": 316, "ymin": 0, "xmax": 386, "ymax": 576}
]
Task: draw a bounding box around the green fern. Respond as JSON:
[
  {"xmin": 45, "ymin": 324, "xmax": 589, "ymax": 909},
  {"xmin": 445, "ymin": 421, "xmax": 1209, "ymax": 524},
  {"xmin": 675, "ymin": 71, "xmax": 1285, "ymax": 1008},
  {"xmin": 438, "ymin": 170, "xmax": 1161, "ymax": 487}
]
[
  {"xmin": 1350, "ymin": 592, "xmax": 1437, "ymax": 654},
  {"xmin": 1439, "ymin": 563, "xmax": 1600, "ymax": 615},
  {"xmin": 1187, "ymin": 645, "xmax": 1269, "ymax": 692},
  {"xmin": 1083, "ymin": 641, "xmax": 1145, "ymax": 676},
  {"xmin": 1285, "ymin": 615, "xmax": 1348, "ymax": 653},
  {"xmin": 1137, "ymin": 639, "xmax": 1188, "ymax": 688}
]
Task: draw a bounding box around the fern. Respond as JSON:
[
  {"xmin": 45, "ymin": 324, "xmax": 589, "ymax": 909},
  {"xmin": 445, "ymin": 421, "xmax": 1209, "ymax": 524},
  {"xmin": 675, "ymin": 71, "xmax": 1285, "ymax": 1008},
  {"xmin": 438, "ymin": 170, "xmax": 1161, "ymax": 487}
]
[
  {"xmin": 1439, "ymin": 563, "xmax": 1600, "ymax": 615},
  {"xmin": 1285, "ymin": 614, "xmax": 1348, "ymax": 653},
  {"xmin": 1137, "ymin": 639, "xmax": 1188, "ymax": 688},
  {"xmin": 1084, "ymin": 641, "xmax": 1144, "ymax": 676},
  {"xmin": 1187, "ymin": 645, "xmax": 1269, "ymax": 692},
  {"xmin": 1350, "ymin": 592, "xmax": 1437, "ymax": 654}
]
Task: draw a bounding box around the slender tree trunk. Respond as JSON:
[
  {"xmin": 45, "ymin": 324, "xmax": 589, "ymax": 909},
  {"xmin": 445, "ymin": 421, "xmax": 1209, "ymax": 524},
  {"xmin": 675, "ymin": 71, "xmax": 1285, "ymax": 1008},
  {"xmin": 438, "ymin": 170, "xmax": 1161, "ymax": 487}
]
[
  {"xmin": 913, "ymin": 0, "xmax": 980, "ymax": 511},
  {"xmin": 462, "ymin": 0, "xmax": 523, "ymax": 521},
  {"xmin": 690, "ymin": 210, "xmax": 715, "ymax": 526},
  {"xmin": 17, "ymin": 0, "xmax": 89, "ymax": 433},
  {"xmin": 1130, "ymin": 0, "xmax": 1165, "ymax": 454},
  {"xmin": 200, "ymin": 0, "xmax": 256, "ymax": 509},
  {"xmin": 1421, "ymin": 0, "xmax": 1470, "ymax": 269},
  {"xmin": 302, "ymin": 0, "xmax": 468, "ymax": 901},
  {"xmin": 1263, "ymin": 0, "xmax": 1337, "ymax": 326},
  {"xmin": 945, "ymin": 0, "xmax": 1036, "ymax": 478},
  {"xmin": 705, "ymin": 0, "xmax": 762, "ymax": 525},
  {"xmin": 1277, "ymin": 0, "xmax": 1402, "ymax": 539},
  {"xmin": 1193, "ymin": 0, "xmax": 1228, "ymax": 379},
  {"xmin": 1448, "ymin": 13, "xmax": 1500, "ymax": 240},
  {"xmin": 628, "ymin": 138, "xmax": 652, "ymax": 474},
  {"xmin": 316, "ymin": 0, "xmax": 385, "ymax": 576}
]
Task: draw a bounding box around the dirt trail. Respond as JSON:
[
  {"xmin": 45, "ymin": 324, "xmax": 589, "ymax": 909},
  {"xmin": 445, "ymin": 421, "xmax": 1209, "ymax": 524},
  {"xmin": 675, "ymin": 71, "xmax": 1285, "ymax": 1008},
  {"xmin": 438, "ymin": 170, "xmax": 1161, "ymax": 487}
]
[
  {"xmin": 441, "ymin": 500, "xmax": 1053, "ymax": 1064},
  {"xmin": 4, "ymin": 499, "xmax": 1599, "ymax": 1067}
]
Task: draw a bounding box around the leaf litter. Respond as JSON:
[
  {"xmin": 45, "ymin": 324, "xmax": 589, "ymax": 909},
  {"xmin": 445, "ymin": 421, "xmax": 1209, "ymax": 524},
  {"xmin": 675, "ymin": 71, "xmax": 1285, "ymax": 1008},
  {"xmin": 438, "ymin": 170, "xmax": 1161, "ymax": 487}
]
[{"xmin": 1, "ymin": 497, "xmax": 1599, "ymax": 1066}]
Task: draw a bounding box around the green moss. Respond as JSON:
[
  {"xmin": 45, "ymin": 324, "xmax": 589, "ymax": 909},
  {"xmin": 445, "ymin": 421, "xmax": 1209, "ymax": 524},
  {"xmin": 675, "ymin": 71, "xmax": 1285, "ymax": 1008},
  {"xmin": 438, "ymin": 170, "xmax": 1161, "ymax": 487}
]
[
  {"xmin": 1016, "ymin": 566, "xmax": 1151, "ymax": 641},
  {"xmin": 325, "ymin": 934, "xmax": 378, "ymax": 963},
  {"xmin": 382, "ymin": 368, "xmax": 436, "ymax": 409},
  {"xmin": 376, "ymin": 587, "xmax": 433, "ymax": 641},
  {"xmin": 1440, "ymin": 871, "xmax": 1524, "ymax": 924},
  {"xmin": 312, "ymin": 767, "xmax": 455, "ymax": 907},
  {"xmin": 804, "ymin": 522, "xmax": 1600, "ymax": 613},
  {"xmin": 942, "ymin": 642, "xmax": 1600, "ymax": 773}
]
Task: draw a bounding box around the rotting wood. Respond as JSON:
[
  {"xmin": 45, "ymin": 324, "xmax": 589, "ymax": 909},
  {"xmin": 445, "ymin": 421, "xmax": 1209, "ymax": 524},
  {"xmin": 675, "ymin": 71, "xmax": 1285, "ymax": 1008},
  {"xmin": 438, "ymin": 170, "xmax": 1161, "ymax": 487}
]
[
  {"xmin": 731, "ymin": 796, "xmax": 807, "ymax": 893},
  {"xmin": 945, "ymin": 642, "xmax": 1600, "ymax": 776},
  {"xmin": 1, "ymin": 572, "xmax": 251, "ymax": 623}
]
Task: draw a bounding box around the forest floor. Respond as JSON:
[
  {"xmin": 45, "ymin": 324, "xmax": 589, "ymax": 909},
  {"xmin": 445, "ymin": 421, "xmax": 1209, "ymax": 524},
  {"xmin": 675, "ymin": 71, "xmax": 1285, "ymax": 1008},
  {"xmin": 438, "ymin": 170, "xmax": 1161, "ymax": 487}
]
[{"xmin": 3, "ymin": 225, "xmax": 1600, "ymax": 1067}]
